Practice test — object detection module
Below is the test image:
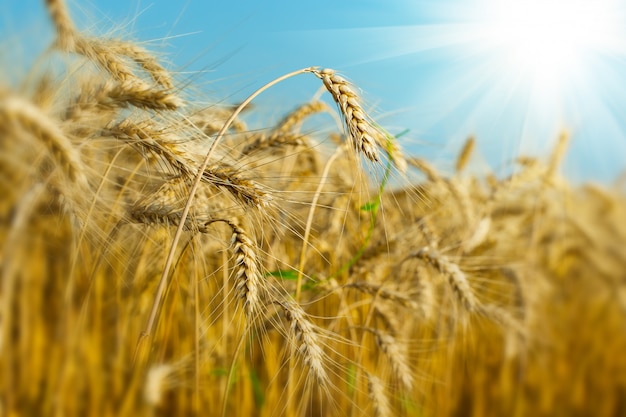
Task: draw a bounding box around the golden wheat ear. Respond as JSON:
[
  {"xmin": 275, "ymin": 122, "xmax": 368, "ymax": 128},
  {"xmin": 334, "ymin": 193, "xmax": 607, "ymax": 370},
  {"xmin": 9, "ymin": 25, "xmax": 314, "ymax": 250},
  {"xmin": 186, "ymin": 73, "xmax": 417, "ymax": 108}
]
[
  {"xmin": 46, "ymin": 0, "xmax": 182, "ymax": 111},
  {"xmin": 0, "ymin": 95, "xmax": 89, "ymax": 191},
  {"xmin": 309, "ymin": 68, "xmax": 381, "ymax": 162}
]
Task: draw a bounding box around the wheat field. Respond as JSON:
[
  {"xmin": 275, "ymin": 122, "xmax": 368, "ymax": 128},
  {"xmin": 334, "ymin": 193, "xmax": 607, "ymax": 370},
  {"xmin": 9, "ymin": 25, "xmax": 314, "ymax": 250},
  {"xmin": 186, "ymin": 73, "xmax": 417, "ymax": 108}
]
[{"xmin": 1, "ymin": 1, "xmax": 625, "ymax": 416}]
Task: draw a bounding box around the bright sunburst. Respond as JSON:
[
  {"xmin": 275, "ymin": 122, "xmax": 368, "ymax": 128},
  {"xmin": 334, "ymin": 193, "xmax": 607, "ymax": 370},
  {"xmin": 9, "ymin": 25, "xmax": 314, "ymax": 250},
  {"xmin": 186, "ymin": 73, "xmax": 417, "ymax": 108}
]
[
  {"xmin": 479, "ymin": 0, "xmax": 622, "ymax": 102},
  {"xmin": 340, "ymin": 0, "xmax": 626, "ymax": 180}
]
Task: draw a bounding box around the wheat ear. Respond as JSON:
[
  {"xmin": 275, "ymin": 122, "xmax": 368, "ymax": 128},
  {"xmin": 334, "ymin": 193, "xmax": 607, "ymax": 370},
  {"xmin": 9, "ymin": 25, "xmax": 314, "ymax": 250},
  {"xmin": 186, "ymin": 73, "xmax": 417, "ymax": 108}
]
[
  {"xmin": 45, "ymin": 0, "xmax": 76, "ymax": 50},
  {"xmin": 309, "ymin": 68, "xmax": 380, "ymax": 162},
  {"xmin": 275, "ymin": 101, "xmax": 331, "ymax": 133},
  {"xmin": 106, "ymin": 80, "xmax": 182, "ymax": 111},
  {"xmin": 0, "ymin": 95, "xmax": 88, "ymax": 190},
  {"xmin": 276, "ymin": 300, "xmax": 329, "ymax": 386},
  {"xmin": 130, "ymin": 176, "xmax": 216, "ymax": 233},
  {"xmin": 108, "ymin": 39, "xmax": 174, "ymax": 89},
  {"xmin": 455, "ymin": 135, "xmax": 476, "ymax": 174},
  {"xmin": 344, "ymin": 281, "xmax": 421, "ymax": 312},
  {"xmin": 546, "ymin": 131, "xmax": 570, "ymax": 181},
  {"xmin": 221, "ymin": 220, "xmax": 261, "ymax": 319},
  {"xmin": 367, "ymin": 328, "xmax": 413, "ymax": 391},
  {"xmin": 366, "ymin": 372, "xmax": 392, "ymax": 417},
  {"xmin": 412, "ymin": 247, "xmax": 477, "ymax": 311}
]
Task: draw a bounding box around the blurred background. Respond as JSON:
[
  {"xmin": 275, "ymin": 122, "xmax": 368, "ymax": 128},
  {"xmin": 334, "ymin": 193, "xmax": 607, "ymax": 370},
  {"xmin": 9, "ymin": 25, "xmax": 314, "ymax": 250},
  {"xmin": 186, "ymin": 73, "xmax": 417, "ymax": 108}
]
[{"xmin": 3, "ymin": 0, "xmax": 626, "ymax": 183}]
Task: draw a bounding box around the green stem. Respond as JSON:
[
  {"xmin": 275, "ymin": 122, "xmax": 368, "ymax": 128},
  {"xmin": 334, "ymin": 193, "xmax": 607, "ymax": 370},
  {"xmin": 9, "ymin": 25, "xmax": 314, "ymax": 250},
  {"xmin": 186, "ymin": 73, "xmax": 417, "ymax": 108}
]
[{"xmin": 331, "ymin": 129, "xmax": 408, "ymax": 278}]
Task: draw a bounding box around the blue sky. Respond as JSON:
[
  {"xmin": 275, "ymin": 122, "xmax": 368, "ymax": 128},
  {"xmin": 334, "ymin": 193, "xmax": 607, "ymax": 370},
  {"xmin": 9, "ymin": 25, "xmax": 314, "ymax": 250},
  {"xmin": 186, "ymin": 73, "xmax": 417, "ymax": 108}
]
[{"xmin": 3, "ymin": 0, "xmax": 626, "ymax": 183}]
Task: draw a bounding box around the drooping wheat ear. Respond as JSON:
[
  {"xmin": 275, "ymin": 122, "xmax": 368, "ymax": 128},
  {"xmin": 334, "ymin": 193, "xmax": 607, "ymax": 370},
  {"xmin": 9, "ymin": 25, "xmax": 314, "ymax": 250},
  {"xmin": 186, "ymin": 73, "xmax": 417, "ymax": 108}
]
[
  {"xmin": 0, "ymin": 95, "xmax": 88, "ymax": 190},
  {"xmin": 479, "ymin": 303, "xmax": 524, "ymax": 329},
  {"xmin": 115, "ymin": 119, "xmax": 269, "ymax": 207},
  {"xmin": 409, "ymin": 157, "xmax": 475, "ymax": 226},
  {"xmin": 344, "ymin": 281, "xmax": 421, "ymax": 312},
  {"xmin": 72, "ymin": 38, "xmax": 181, "ymax": 108},
  {"xmin": 189, "ymin": 106, "xmax": 247, "ymax": 136},
  {"xmin": 546, "ymin": 131, "xmax": 570, "ymax": 181},
  {"xmin": 309, "ymin": 68, "xmax": 380, "ymax": 162},
  {"xmin": 366, "ymin": 372, "xmax": 392, "ymax": 417},
  {"xmin": 408, "ymin": 157, "xmax": 442, "ymax": 183},
  {"xmin": 144, "ymin": 364, "xmax": 174, "ymax": 406},
  {"xmin": 462, "ymin": 216, "xmax": 491, "ymax": 253},
  {"xmin": 110, "ymin": 120, "xmax": 194, "ymax": 178},
  {"xmin": 415, "ymin": 216, "xmax": 440, "ymax": 248},
  {"xmin": 203, "ymin": 164, "xmax": 272, "ymax": 208},
  {"xmin": 276, "ymin": 300, "xmax": 329, "ymax": 386},
  {"xmin": 411, "ymin": 247, "xmax": 478, "ymax": 312},
  {"xmin": 46, "ymin": 0, "xmax": 76, "ymax": 50},
  {"xmin": 71, "ymin": 37, "xmax": 136, "ymax": 83},
  {"xmin": 108, "ymin": 39, "xmax": 174, "ymax": 89},
  {"xmin": 365, "ymin": 328, "xmax": 413, "ymax": 391},
  {"xmin": 45, "ymin": 0, "xmax": 180, "ymax": 106},
  {"xmin": 240, "ymin": 101, "xmax": 328, "ymax": 155},
  {"xmin": 455, "ymin": 135, "xmax": 476, "ymax": 174},
  {"xmin": 106, "ymin": 80, "xmax": 182, "ymax": 111},
  {"xmin": 130, "ymin": 176, "xmax": 218, "ymax": 233},
  {"xmin": 222, "ymin": 220, "xmax": 262, "ymax": 319},
  {"xmin": 275, "ymin": 101, "xmax": 331, "ymax": 133},
  {"xmin": 240, "ymin": 131, "xmax": 307, "ymax": 156}
]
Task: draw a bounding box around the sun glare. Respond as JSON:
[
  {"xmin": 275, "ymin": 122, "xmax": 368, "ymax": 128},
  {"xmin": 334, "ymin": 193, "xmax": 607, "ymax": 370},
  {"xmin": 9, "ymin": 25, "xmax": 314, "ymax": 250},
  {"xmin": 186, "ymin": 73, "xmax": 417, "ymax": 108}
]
[{"xmin": 481, "ymin": 0, "xmax": 620, "ymax": 93}]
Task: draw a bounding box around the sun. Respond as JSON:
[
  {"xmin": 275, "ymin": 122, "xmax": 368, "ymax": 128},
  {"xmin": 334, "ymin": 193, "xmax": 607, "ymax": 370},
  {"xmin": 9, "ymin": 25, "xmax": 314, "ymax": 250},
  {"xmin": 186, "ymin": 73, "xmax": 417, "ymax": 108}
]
[{"xmin": 479, "ymin": 0, "xmax": 622, "ymax": 95}]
